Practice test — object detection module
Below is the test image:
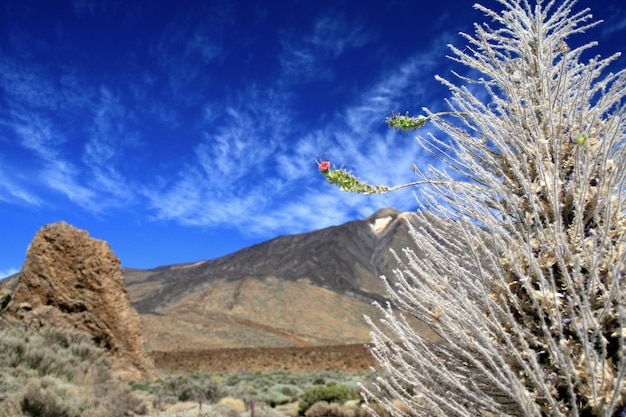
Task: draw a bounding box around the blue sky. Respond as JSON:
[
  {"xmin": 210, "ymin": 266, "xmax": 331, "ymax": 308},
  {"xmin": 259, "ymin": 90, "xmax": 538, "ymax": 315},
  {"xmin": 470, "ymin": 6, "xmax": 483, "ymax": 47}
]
[{"xmin": 1, "ymin": 0, "xmax": 625, "ymax": 275}]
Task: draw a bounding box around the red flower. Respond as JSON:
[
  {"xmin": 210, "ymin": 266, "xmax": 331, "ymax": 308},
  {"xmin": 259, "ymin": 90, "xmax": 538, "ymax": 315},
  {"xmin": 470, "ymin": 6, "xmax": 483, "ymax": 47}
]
[{"xmin": 318, "ymin": 160, "xmax": 331, "ymax": 172}]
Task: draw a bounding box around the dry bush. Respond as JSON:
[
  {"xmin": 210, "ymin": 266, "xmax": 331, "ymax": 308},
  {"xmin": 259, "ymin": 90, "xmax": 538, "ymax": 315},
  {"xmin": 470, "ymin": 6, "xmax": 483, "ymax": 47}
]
[
  {"xmin": 0, "ymin": 327, "xmax": 146, "ymax": 417},
  {"xmin": 158, "ymin": 373, "xmax": 223, "ymax": 403},
  {"xmin": 361, "ymin": 0, "xmax": 626, "ymax": 416},
  {"xmin": 217, "ymin": 396, "xmax": 246, "ymax": 412},
  {"xmin": 304, "ymin": 400, "xmax": 370, "ymax": 417}
]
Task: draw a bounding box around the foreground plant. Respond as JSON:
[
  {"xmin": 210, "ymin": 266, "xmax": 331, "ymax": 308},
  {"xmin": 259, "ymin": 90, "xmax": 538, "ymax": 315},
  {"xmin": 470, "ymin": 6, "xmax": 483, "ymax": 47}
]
[{"xmin": 322, "ymin": 0, "xmax": 626, "ymax": 416}]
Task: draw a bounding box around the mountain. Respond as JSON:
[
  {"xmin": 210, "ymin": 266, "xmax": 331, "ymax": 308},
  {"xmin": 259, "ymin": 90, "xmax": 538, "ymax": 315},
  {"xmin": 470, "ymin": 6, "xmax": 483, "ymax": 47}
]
[{"xmin": 125, "ymin": 208, "xmax": 434, "ymax": 353}]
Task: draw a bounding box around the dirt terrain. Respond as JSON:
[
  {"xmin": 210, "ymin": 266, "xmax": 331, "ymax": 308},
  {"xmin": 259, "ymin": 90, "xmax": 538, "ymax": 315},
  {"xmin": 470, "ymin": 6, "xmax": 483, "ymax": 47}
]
[
  {"xmin": 125, "ymin": 209, "xmax": 438, "ymax": 377},
  {"xmin": 150, "ymin": 343, "xmax": 378, "ymax": 374}
]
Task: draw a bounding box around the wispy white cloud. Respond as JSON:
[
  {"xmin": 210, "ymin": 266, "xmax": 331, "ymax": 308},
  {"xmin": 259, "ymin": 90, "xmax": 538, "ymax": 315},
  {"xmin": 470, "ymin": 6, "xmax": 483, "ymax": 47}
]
[
  {"xmin": 245, "ymin": 186, "xmax": 407, "ymax": 237},
  {"xmin": 279, "ymin": 11, "xmax": 373, "ymax": 82},
  {"xmin": 144, "ymin": 35, "xmax": 448, "ymax": 238},
  {"xmin": 81, "ymin": 87, "xmax": 136, "ymax": 202},
  {"xmin": 11, "ymin": 114, "xmax": 64, "ymax": 161},
  {"xmin": 71, "ymin": 0, "xmax": 108, "ymax": 16},
  {"xmin": 0, "ymin": 60, "xmax": 65, "ymax": 112},
  {"xmin": 0, "ymin": 54, "xmax": 134, "ymax": 212},
  {"xmin": 0, "ymin": 267, "xmax": 19, "ymax": 280},
  {"xmin": 144, "ymin": 86, "xmax": 293, "ymax": 226},
  {"xmin": 0, "ymin": 1, "xmax": 459, "ymax": 245},
  {"xmin": 3, "ymin": 109, "xmax": 104, "ymax": 210},
  {"xmin": 3, "ymin": 104, "xmax": 130, "ymax": 213},
  {"xmin": 187, "ymin": 32, "xmax": 222, "ymax": 64},
  {"xmin": 310, "ymin": 14, "xmax": 371, "ymax": 57},
  {"xmin": 148, "ymin": 2, "xmax": 235, "ymax": 103},
  {"xmin": 0, "ymin": 167, "xmax": 42, "ymax": 206},
  {"xmin": 43, "ymin": 160, "xmax": 99, "ymax": 210},
  {"xmin": 601, "ymin": 8, "xmax": 626, "ymax": 39}
]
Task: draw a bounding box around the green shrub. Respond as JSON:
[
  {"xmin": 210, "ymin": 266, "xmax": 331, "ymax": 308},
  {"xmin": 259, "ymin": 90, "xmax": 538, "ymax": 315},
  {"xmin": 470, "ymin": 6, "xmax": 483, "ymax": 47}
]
[
  {"xmin": 261, "ymin": 383, "xmax": 302, "ymax": 407},
  {"xmin": 298, "ymin": 383, "xmax": 357, "ymax": 415}
]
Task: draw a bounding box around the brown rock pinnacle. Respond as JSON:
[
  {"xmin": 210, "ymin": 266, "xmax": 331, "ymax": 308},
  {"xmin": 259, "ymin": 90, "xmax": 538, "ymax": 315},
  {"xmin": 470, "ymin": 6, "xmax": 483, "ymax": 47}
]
[{"xmin": 9, "ymin": 221, "xmax": 154, "ymax": 380}]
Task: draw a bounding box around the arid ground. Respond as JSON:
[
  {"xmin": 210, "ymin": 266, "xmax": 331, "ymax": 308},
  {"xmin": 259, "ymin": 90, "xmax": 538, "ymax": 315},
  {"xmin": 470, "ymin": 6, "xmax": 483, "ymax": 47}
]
[{"xmin": 150, "ymin": 343, "xmax": 377, "ymax": 374}]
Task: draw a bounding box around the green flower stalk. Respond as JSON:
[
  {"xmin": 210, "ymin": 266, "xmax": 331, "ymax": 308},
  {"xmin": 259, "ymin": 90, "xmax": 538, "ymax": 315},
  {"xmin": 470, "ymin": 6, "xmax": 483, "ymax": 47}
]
[
  {"xmin": 386, "ymin": 112, "xmax": 428, "ymax": 133},
  {"xmin": 386, "ymin": 111, "xmax": 461, "ymax": 133},
  {"xmin": 317, "ymin": 153, "xmax": 488, "ymax": 195},
  {"xmin": 318, "ymin": 160, "xmax": 390, "ymax": 194},
  {"xmin": 319, "ymin": 111, "xmax": 481, "ymax": 195}
]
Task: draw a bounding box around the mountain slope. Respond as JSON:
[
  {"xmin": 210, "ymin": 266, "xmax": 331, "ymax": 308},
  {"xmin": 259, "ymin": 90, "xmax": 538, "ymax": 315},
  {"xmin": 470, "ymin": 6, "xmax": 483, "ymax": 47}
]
[{"xmin": 125, "ymin": 208, "xmax": 434, "ymax": 351}]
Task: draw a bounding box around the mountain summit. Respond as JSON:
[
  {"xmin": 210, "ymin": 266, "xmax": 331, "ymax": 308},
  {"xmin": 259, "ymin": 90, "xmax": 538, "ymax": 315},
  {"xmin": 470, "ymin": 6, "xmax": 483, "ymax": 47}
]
[{"xmin": 125, "ymin": 208, "xmax": 432, "ymax": 351}]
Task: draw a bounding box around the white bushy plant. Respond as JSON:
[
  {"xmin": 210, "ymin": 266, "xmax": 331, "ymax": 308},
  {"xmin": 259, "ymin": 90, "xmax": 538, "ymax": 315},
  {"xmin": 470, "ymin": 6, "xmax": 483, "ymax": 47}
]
[{"xmin": 319, "ymin": 0, "xmax": 625, "ymax": 415}]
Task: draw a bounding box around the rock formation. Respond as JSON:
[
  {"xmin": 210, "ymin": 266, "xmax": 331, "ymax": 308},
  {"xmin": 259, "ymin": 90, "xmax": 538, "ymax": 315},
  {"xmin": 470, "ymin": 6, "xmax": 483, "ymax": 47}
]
[{"xmin": 6, "ymin": 221, "xmax": 154, "ymax": 380}]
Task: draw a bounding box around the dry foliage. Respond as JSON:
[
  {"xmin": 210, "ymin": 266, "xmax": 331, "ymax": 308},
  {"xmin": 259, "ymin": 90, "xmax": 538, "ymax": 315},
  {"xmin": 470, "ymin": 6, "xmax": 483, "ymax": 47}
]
[
  {"xmin": 362, "ymin": 1, "xmax": 626, "ymax": 416},
  {"xmin": 0, "ymin": 327, "xmax": 145, "ymax": 417}
]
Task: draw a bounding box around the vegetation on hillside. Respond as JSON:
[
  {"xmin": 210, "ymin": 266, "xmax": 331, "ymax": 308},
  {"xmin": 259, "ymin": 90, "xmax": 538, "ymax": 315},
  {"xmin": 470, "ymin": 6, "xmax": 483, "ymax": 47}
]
[
  {"xmin": 135, "ymin": 369, "xmax": 372, "ymax": 416},
  {"xmin": 0, "ymin": 327, "xmax": 145, "ymax": 417},
  {"xmin": 0, "ymin": 329, "xmax": 376, "ymax": 417}
]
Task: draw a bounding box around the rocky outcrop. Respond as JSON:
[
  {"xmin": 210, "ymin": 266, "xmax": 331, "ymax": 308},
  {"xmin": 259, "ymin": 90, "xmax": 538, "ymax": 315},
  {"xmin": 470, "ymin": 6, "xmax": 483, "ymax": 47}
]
[{"xmin": 6, "ymin": 221, "xmax": 154, "ymax": 380}]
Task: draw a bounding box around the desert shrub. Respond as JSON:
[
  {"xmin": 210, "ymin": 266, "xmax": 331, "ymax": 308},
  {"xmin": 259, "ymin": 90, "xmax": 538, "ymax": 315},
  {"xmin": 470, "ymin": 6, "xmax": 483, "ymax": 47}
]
[
  {"xmin": 160, "ymin": 374, "xmax": 223, "ymax": 403},
  {"xmin": 298, "ymin": 383, "xmax": 357, "ymax": 415},
  {"xmin": 129, "ymin": 380, "xmax": 151, "ymax": 391},
  {"xmin": 304, "ymin": 400, "xmax": 369, "ymax": 417},
  {"xmin": 18, "ymin": 376, "xmax": 121, "ymax": 417},
  {"xmin": 97, "ymin": 381, "xmax": 147, "ymax": 416},
  {"xmin": 197, "ymin": 377, "xmax": 222, "ymax": 403},
  {"xmin": 140, "ymin": 370, "xmax": 372, "ymax": 415},
  {"xmin": 206, "ymin": 407, "xmax": 240, "ymax": 417},
  {"xmin": 0, "ymin": 327, "xmax": 108, "ymax": 381},
  {"xmin": 224, "ymin": 373, "xmax": 243, "ymax": 386},
  {"xmin": 20, "ymin": 377, "xmax": 73, "ymax": 417},
  {"xmin": 305, "ymin": 401, "xmax": 340, "ymax": 417},
  {"xmin": 262, "ymin": 383, "xmax": 303, "ymax": 406},
  {"xmin": 0, "ymin": 396, "xmax": 22, "ymax": 417},
  {"xmin": 217, "ymin": 396, "xmax": 247, "ymax": 412},
  {"xmin": 169, "ymin": 377, "xmax": 200, "ymax": 402},
  {"xmin": 322, "ymin": 0, "xmax": 626, "ymax": 415},
  {"xmin": 0, "ymin": 327, "xmax": 146, "ymax": 417},
  {"xmin": 312, "ymin": 377, "xmax": 326, "ymax": 385}
]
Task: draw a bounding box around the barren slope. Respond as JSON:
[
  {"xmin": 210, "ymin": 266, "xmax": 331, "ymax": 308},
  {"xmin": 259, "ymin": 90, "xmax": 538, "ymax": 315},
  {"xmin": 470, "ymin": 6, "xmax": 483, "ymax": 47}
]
[{"xmin": 125, "ymin": 208, "xmax": 434, "ymax": 352}]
